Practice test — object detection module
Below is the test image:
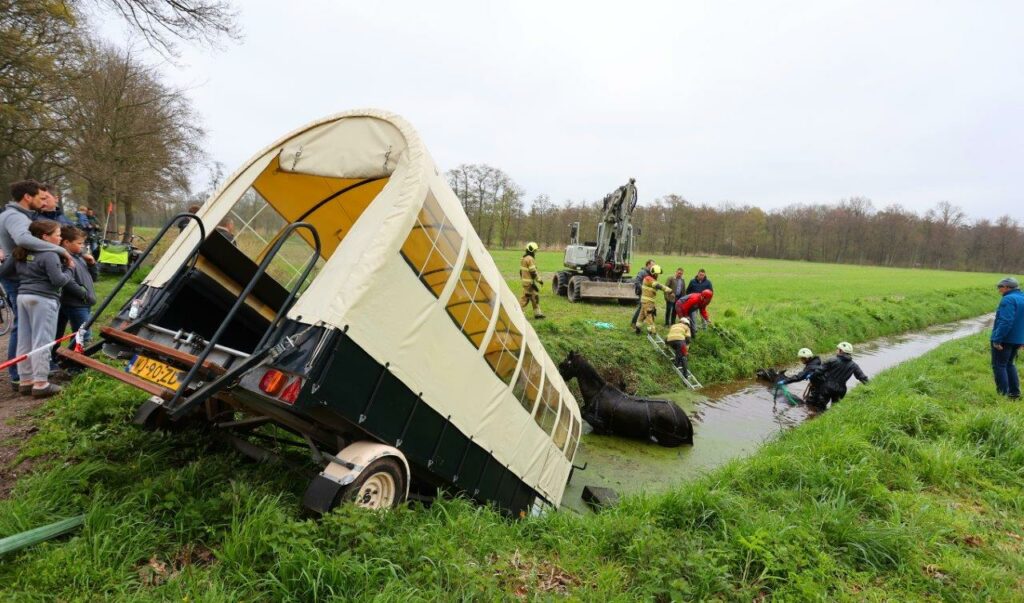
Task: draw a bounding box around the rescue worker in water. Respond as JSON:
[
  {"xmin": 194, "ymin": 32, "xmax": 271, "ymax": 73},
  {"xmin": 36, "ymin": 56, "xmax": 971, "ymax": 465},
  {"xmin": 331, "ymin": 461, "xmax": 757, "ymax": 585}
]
[
  {"xmin": 519, "ymin": 242, "xmax": 545, "ymax": 319},
  {"xmin": 777, "ymin": 347, "xmax": 823, "ymax": 407},
  {"xmin": 635, "ymin": 264, "xmax": 668, "ymax": 334},
  {"xmin": 808, "ymin": 341, "xmax": 869, "ymax": 408}
]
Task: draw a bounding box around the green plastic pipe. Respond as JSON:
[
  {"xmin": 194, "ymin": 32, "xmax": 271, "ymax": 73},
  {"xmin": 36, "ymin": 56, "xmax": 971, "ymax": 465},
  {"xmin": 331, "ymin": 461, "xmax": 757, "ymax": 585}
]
[{"xmin": 0, "ymin": 515, "xmax": 85, "ymax": 556}]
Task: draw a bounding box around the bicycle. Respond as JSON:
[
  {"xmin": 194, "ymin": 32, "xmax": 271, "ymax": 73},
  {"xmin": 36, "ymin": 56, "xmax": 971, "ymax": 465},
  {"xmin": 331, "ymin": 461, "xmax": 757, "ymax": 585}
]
[{"xmin": 0, "ymin": 287, "xmax": 12, "ymax": 337}]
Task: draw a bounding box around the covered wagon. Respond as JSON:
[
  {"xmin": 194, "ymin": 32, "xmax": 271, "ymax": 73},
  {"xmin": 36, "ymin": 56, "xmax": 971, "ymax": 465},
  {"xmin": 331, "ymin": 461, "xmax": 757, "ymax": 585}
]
[{"xmin": 62, "ymin": 109, "xmax": 582, "ymax": 515}]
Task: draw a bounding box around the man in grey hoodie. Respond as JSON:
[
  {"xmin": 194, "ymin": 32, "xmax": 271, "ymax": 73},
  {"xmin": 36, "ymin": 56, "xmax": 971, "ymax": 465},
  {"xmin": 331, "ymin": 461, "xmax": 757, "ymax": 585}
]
[{"xmin": 1, "ymin": 180, "xmax": 70, "ymax": 389}]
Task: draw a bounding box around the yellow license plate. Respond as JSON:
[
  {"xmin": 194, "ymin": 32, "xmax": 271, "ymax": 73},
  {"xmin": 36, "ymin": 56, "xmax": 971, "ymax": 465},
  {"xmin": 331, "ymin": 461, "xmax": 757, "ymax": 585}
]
[{"xmin": 129, "ymin": 355, "xmax": 182, "ymax": 390}]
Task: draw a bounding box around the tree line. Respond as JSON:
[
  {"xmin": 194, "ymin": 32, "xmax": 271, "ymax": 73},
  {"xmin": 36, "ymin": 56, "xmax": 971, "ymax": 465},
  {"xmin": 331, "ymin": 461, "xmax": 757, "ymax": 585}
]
[
  {"xmin": 0, "ymin": 0, "xmax": 235, "ymax": 240},
  {"xmin": 447, "ymin": 164, "xmax": 1024, "ymax": 274}
]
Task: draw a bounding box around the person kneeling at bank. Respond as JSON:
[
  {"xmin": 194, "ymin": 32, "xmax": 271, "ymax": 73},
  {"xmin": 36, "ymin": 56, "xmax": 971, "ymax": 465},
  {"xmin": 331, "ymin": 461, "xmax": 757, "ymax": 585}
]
[
  {"xmin": 635, "ymin": 264, "xmax": 668, "ymax": 334},
  {"xmin": 808, "ymin": 341, "xmax": 869, "ymax": 408},
  {"xmin": 666, "ymin": 316, "xmax": 693, "ymax": 377}
]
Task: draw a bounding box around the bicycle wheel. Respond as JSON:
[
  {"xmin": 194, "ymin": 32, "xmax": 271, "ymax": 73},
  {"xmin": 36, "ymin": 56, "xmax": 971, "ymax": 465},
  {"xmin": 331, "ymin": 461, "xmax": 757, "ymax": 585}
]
[{"xmin": 0, "ymin": 297, "xmax": 11, "ymax": 336}]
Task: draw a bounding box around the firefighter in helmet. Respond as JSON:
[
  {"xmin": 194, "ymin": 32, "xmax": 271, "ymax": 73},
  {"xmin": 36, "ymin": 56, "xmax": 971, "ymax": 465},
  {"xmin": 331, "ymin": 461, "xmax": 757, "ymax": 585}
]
[
  {"xmin": 635, "ymin": 264, "xmax": 669, "ymax": 334},
  {"xmin": 666, "ymin": 315, "xmax": 693, "ymax": 377},
  {"xmin": 519, "ymin": 242, "xmax": 545, "ymax": 319}
]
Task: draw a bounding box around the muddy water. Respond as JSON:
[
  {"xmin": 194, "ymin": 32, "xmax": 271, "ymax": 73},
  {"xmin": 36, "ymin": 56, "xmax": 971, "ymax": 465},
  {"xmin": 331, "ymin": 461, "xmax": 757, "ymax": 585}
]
[{"xmin": 562, "ymin": 314, "xmax": 994, "ymax": 512}]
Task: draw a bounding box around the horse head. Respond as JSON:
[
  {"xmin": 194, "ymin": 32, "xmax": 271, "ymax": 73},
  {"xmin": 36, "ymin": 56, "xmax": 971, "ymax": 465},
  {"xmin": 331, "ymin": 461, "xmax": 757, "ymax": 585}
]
[{"xmin": 558, "ymin": 350, "xmax": 583, "ymax": 381}]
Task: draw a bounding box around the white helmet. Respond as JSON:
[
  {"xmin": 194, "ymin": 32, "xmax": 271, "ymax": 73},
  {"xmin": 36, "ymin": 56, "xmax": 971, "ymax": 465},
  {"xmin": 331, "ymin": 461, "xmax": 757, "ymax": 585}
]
[
  {"xmin": 677, "ymin": 316, "xmax": 690, "ymax": 325},
  {"xmin": 797, "ymin": 348, "xmax": 814, "ymax": 360},
  {"xmin": 837, "ymin": 341, "xmax": 853, "ymax": 355}
]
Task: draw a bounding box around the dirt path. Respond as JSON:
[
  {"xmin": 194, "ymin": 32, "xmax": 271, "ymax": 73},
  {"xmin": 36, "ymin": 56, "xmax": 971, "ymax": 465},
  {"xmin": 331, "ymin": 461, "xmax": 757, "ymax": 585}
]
[{"xmin": 0, "ymin": 330, "xmax": 48, "ymax": 499}]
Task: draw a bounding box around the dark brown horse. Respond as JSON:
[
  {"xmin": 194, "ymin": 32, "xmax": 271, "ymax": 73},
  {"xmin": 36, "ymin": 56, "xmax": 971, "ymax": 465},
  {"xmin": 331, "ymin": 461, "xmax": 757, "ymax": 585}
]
[{"xmin": 558, "ymin": 351, "xmax": 694, "ymax": 447}]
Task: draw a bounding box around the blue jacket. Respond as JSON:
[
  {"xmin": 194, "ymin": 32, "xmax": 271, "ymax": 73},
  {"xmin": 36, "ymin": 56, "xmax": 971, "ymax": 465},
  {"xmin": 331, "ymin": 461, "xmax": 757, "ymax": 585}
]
[
  {"xmin": 992, "ymin": 288, "xmax": 1024, "ymax": 345},
  {"xmin": 686, "ymin": 276, "xmax": 713, "ymax": 295}
]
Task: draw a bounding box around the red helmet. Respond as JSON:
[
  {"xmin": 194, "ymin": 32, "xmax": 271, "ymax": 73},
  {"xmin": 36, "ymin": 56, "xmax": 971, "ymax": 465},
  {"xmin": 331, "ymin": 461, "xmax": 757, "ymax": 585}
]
[{"xmin": 701, "ymin": 289, "xmax": 714, "ymax": 302}]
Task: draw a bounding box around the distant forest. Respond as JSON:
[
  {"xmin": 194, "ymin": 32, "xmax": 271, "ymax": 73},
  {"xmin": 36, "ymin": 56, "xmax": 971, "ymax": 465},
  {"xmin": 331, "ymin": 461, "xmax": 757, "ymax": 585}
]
[{"xmin": 447, "ymin": 164, "xmax": 1024, "ymax": 274}]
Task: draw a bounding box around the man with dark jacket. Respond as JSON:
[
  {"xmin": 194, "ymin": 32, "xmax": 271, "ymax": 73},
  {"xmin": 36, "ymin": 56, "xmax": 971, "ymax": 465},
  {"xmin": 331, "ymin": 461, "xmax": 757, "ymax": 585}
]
[
  {"xmin": 809, "ymin": 341, "xmax": 869, "ymax": 408},
  {"xmin": 991, "ymin": 277, "xmax": 1023, "ymax": 399},
  {"xmin": 685, "ymin": 268, "xmax": 713, "ymax": 295},
  {"xmin": 629, "ymin": 259, "xmax": 654, "ymax": 328},
  {"xmin": 0, "ymin": 181, "xmax": 70, "ymax": 389},
  {"xmin": 778, "ymin": 348, "xmax": 824, "ymax": 408},
  {"xmin": 663, "ymin": 267, "xmax": 686, "ymax": 326}
]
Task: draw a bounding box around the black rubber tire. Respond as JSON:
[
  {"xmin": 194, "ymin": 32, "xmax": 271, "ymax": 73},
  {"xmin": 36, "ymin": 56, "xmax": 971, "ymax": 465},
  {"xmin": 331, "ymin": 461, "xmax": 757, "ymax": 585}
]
[
  {"xmin": 335, "ymin": 457, "xmax": 408, "ymax": 510},
  {"xmin": 551, "ymin": 272, "xmax": 562, "ymax": 295},
  {"xmin": 567, "ymin": 276, "xmax": 584, "ymax": 303}
]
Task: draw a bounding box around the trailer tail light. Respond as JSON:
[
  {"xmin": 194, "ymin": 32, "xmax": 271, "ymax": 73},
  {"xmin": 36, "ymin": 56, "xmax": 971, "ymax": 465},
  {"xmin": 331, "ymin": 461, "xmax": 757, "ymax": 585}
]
[
  {"xmin": 259, "ymin": 370, "xmax": 288, "ymax": 396},
  {"xmin": 279, "ymin": 378, "xmax": 303, "ymax": 405}
]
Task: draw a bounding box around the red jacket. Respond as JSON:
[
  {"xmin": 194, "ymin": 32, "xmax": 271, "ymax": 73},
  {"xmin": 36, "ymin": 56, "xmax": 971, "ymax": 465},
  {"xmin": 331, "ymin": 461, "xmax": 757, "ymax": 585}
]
[{"xmin": 676, "ymin": 293, "xmax": 710, "ymax": 321}]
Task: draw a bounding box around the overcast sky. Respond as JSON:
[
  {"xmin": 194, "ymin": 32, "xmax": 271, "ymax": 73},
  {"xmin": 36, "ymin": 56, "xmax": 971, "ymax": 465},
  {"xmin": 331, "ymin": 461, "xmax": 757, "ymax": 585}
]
[{"xmin": 100, "ymin": 0, "xmax": 1023, "ymax": 221}]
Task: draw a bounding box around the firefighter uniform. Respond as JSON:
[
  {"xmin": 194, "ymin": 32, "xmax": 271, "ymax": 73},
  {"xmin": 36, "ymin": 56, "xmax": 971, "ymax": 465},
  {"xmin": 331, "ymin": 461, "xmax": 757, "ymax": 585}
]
[
  {"xmin": 666, "ymin": 318, "xmax": 692, "ymax": 376},
  {"xmin": 635, "ymin": 273, "xmax": 668, "ymax": 334},
  {"xmin": 519, "ymin": 252, "xmax": 544, "ymax": 318}
]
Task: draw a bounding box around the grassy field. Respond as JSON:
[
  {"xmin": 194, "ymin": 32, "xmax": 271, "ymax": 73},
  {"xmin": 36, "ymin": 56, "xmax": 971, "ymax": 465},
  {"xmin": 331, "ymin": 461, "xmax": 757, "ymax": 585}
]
[
  {"xmin": 491, "ymin": 249, "xmax": 1003, "ymax": 393},
  {"xmin": 2, "ymin": 326, "xmax": 1021, "ymax": 599}
]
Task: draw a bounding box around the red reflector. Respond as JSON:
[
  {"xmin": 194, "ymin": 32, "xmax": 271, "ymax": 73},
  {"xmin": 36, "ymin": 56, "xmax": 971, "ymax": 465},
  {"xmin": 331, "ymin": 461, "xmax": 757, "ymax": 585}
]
[
  {"xmin": 259, "ymin": 370, "xmax": 288, "ymax": 395},
  {"xmin": 279, "ymin": 377, "xmax": 303, "ymax": 405}
]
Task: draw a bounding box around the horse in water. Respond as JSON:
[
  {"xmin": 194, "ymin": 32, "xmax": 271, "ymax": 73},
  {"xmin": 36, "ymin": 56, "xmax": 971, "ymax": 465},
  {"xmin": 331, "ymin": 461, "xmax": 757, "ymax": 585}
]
[{"xmin": 558, "ymin": 351, "xmax": 693, "ymax": 447}]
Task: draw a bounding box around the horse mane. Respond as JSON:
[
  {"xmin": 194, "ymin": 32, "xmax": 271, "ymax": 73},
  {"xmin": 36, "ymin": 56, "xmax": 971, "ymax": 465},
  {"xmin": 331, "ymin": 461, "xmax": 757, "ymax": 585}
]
[{"xmin": 570, "ymin": 353, "xmax": 607, "ymax": 386}]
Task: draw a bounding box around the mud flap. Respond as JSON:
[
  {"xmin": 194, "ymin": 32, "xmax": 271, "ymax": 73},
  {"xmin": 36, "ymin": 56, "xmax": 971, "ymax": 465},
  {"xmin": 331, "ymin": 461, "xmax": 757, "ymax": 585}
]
[
  {"xmin": 132, "ymin": 397, "xmax": 166, "ymax": 430},
  {"xmin": 302, "ymin": 474, "xmax": 351, "ymax": 515}
]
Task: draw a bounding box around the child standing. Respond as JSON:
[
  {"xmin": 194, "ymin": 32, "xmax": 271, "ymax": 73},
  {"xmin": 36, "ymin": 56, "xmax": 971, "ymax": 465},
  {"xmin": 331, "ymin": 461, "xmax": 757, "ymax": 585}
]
[
  {"xmin": 54, "ymin": 226, "xmax": 97, "ymax": 365},
  {"xmin": 0, "ymin": 219, "xmax": 86, "ymax": 397}
]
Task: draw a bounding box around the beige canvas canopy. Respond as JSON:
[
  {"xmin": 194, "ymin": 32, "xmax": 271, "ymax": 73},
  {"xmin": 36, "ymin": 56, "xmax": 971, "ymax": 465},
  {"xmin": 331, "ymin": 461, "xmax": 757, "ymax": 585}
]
[{"xmin": 147, "ymin": 109, "xmax": 581, "ymax": 505}]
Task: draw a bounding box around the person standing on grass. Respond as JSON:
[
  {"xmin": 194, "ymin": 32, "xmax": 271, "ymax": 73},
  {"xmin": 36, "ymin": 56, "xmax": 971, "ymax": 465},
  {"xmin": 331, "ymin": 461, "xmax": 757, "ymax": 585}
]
[
  {"xmin": 685, "ymin": 268, "xmax": 713, "ymax": 296},
  {"xmin": 991, "ymin": 277, "xmax": 1023, "ymax": 400},
  {"xmin": 0, "ymin": 181, "xmax": 71, "ymax": 391},
  {"xmin": 630, "ymin": 259, "xmax": 655, "ymax": 328},
  {"xmin": 52, "ymin": 226, "xmax": 97, "ymax": 372},
  {"xmin": 0, "ymin": 220, "xmax": 87, "ymax": 398},
  {"xmin": 663, "ymin": 267, "xmax": 686, "ymax": 327},
  {"xmin": 519, "ymin": 242, "xmax": 545, "ymax": 319},
  {"xmin": 634, "ymin": 264, "xmax": 668, "ymax": 335},
  {"xmin": 37, "ymin": 185, "xmax": 73, "ymax": 227}
]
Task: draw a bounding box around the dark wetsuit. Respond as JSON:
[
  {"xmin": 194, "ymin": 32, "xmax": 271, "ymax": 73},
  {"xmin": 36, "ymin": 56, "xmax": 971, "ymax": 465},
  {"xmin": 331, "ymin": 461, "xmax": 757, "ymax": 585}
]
[{"xmin": 808, "ymin": 354, "xmax": 869, "ymax": 408}]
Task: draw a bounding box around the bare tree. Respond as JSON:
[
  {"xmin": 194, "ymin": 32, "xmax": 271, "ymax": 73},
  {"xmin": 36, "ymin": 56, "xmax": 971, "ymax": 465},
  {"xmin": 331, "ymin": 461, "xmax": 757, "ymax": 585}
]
[
  {"xmin": 63, "ymin": 43, "xmax": 204, "ymax": 239},
  {"xmin": 82, "ymin": 0, "xmax": 240, "ymax": 53}
]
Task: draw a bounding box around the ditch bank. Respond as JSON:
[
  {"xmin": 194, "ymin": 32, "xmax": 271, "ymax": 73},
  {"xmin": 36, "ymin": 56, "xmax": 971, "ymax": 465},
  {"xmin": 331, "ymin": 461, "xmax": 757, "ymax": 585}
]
[
  {"xmin": 564, "ymin": 313, "xmax": 995, "ymax": 512},
  {"xmin": 539, "ymin": 288, "xmax": 998, "ymax": 396}
]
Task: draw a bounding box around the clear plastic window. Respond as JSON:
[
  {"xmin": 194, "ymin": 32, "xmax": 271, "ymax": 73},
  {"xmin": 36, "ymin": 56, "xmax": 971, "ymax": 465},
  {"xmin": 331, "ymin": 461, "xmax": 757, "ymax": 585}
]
[
  {"xmin": 512, "ymin": 346, "xmax": 542, "ymax": 413},
  {"xmin": 533, "ymin": 378, "xmax": 559, "ymax": 436},
  {"xmin": 483, "ymin": 305, "xmax": 523, "ymax": 385},
  {"xmin": 553, "ymin": 402, "xmax": 570, "ymax": 449},
  {"xmin": 400, "ymin": 191, "xmax": 463, "ymax": 297},
  {"xmin": 226, "ymin": 187, "xmax": 324, "ymax": 289},
  {"xmin": 444, "ymin": 252, "xmax": 495, "ymax": 349},
  {"xmin": 564, "ymin": 414, "xmax": 581, "ymax": 460}
]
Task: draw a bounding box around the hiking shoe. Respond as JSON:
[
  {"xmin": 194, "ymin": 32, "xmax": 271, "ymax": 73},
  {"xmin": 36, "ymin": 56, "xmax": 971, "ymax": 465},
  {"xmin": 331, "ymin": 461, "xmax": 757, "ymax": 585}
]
[
  {"xmin": 534, "ymin": 313, "xmax": 546, "ymax": 319},
  {"xmin": 19, "ymin": 383, "xmax": 33, "ymax": 395},
  {"xmin": 31, "ymin": 383, "xmax": 62, "ymax": 398},
  {"xmin": 10, "ymin": 380, "xmax": 19, "ymax": 392}
]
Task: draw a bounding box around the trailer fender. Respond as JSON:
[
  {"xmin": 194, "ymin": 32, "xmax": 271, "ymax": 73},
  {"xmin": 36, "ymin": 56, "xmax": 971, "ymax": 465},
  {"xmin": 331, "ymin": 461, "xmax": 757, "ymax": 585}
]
[{"xmin": 302, "ymin": 441, "xmax": 411, "ymax": 514}]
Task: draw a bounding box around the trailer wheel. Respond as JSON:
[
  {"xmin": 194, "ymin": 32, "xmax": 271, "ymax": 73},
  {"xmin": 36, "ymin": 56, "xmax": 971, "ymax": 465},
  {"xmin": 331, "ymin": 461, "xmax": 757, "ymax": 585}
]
[
  {"xmin": 567, "ymin": 276, "xmax": 584, "ymax": 303},
  {"xmin": 336, "ymin": 457, "xmax": 407, "ymax": 510}
]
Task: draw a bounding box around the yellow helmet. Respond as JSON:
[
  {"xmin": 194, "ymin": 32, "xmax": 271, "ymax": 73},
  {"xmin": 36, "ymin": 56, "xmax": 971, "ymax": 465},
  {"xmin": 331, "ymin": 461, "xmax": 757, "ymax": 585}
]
[
  {"xmin": 650, "ymin": 264, "xmax": 662, "ymax": 276},
  {"xmin": 525, "ymin": 242, "xmax": 539, "ymax": 253}
]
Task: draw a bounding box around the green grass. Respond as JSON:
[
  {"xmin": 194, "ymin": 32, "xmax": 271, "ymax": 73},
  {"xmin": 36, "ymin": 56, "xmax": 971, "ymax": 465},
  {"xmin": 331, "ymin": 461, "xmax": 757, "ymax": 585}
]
[
  {"xmin": 491, "ymin": 250, "xmax": 1004, "ymax": 394},
  {"xmin": 2, "ymin": 325, "xmax": 1022, "ymax": 599}
]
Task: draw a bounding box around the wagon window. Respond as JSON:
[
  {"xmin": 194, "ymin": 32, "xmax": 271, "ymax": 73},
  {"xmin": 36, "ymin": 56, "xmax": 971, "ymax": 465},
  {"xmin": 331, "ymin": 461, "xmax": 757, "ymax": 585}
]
[
  {"xmin": 553, "ymin": 402, "xmax": 570, "ymax": 449},
  {"xmin": 400, "ymin": 191, "xmax": 463, "ymax": 297},
  {"xmin": 513, "ymin": 346, "xmax": 542, "ymax": 413},
  {"xmin": 533, "ymin": 378, "xmax": 559, "ymax": 436},
  {"xmin": 564, "ymin": 415, "xmax": 580, "ymax": 460},
  {"xmin": 444, "ymin": 252, "xmax": 496, "ymax": 349},
  {"xmin": 483, "ymin": 305, "xmax": 523, "ymax": 385}
]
